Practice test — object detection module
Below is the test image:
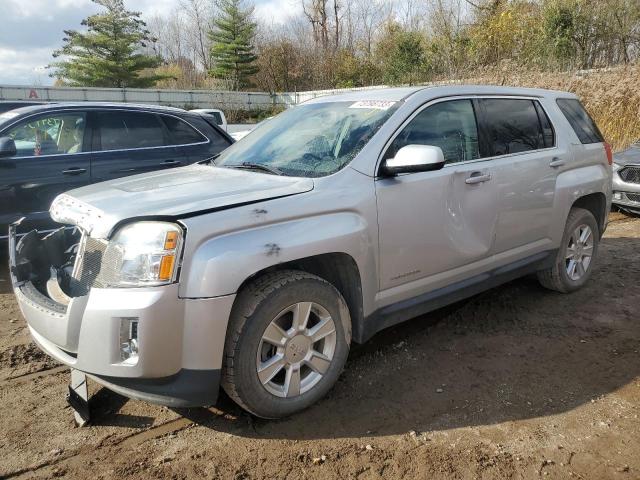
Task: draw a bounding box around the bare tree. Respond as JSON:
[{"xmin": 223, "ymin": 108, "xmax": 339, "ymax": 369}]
[{"xmin": 179, "ymin": 0, "xmax": 215, "ymax": 71}]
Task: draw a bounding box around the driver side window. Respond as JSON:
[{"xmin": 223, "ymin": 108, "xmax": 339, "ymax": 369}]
[
  {"xmin": 387, "ymin": 99, "xmax": 480, "ymax": 164},
  {"xmin": 6, "ymin": 112, "xmax": 86, "ymax": 158}
]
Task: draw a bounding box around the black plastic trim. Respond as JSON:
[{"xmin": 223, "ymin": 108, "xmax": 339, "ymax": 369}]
[
  {"xmin": 89, "ymin": 368, "xmax": 221, "ymax": 408},
  {"xmin": 353, "ymin": 249, "xmax": 557, "ymax": 343}
]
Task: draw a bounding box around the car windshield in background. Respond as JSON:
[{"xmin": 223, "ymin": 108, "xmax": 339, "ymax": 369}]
[{"xmin": 215, "ymin": 101, "xmax": 398, "ymax": 177}]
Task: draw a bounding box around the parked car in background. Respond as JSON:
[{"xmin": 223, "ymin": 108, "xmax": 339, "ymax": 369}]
[
  {"xmin": 229, "ymin": 116, "xmax": 272, "ymax": 141},
  {"xmin": 613, "ymin": 141, "xmax": 640, "ymax": 214},
  {"xmin": 0, "ymin": 100, "xmax": 47, "ymax": 114},
  {"xmin": 0, "ymin": 102, "xmax": 233, "ymax": 245},
  {"xmin": 190, "ymin": 108, "xmax": 228, "ymax": 132},
  {"xmin": 9, "ymin": 86, "xmax": 612, "ymax": 419}
]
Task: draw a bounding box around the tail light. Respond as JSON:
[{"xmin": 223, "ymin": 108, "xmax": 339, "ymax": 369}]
[{"xmin": 604, "ymin": 143, "xmax": 613, "ymax": 166}]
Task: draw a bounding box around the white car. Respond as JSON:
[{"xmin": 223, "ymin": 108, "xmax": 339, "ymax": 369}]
[{"xmin": 190, "ymin": 108, "xmax": 227, "ymax": 132}]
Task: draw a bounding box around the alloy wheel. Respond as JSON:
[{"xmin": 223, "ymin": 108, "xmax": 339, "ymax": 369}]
[
  {"xmin": 256, "ymin": 302, "xmax": 337, "ymax": 398},
  {"xmin": 565, "ymin": 223, "xmax": 594, "ymax": 281}
]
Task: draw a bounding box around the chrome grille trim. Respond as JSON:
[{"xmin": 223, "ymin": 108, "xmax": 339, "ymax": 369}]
[
  {"xmin": 69, "ymin": 235, "xmax": 108, "ymax": 296},
  {"xmin": 618, "ymin": 166, "xmax": 640, "ymax": 184}
]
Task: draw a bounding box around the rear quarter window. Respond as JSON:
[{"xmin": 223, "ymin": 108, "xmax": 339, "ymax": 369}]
[
  {"xmin": 161, "ymin": 115, "xmax": 207, "ymax": 145},
  {"xmin": 185, "ymin": 115, "xmax": 233, "ymax": 149},
  {"xmin": 556, "ymin": 98, "xmax": 604, "ymax": 144}
]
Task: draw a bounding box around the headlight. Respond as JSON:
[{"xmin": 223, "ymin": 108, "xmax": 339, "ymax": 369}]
[
  {"xmin": 100, "ymin": 222, "xmax": 183, "ymax": 287},
  {"xmin": 612, "ymin": 162, "xmax": 621, "ymax": 171}
]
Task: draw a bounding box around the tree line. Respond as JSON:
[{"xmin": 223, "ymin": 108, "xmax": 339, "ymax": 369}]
[{"xmin": 51, "ymin": 0, "xmax": 640, "ymax": 92}]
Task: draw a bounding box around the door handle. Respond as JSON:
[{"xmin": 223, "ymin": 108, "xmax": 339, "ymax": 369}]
[
  {"xmin": 163, "ymin": 160, "xmax": 182, "ymax": 166},
  {"xmin": 62, "ymin": 167, "xmax": 87, "ymax": 175},
  {"xmin": 549, "ymin": 158, "xmax": 565, "ymax": 168},
  {"xmin": 465, "ymin": 172, "xmax": 492, "ymax": 184}
]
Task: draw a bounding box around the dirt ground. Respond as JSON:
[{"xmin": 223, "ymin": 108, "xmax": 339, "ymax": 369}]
[{"xmin": 0, "ymin": 212, "xmax": 638, "ymax": 479}]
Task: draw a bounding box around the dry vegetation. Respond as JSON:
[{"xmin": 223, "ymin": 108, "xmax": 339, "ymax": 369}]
[{"xmin": 452, "ymin": 65, "xmax": 640, "ymax": 151}]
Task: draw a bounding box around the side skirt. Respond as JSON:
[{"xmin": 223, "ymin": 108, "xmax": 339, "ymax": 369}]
[{"xmin": 355, "ymin": 250, "xmax": 557, "ymax": 343}]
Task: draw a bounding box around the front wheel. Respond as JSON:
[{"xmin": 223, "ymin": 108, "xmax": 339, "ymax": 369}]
[
  {"xmin": 537, "ymin": 207, "xmax": 600, "ymax": 293},
  {"xmin": 221, "ymin": 270, "xmax": 351, "ymax": 419}
]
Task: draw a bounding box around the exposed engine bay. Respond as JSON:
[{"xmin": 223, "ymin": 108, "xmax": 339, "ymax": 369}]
[{"xmin": 12, "ymin": 226, "xmax": 85, "ymax": 306}]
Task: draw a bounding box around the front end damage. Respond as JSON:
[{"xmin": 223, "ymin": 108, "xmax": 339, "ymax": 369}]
[
  {"xmin": 9, "ymin": 219, "xmax": 99, "ymax": 355},
  {"xmin": 9, "ymin": 216, "xmax": 230, "ymax": 409},
  {"xmin": 11, "ymin": 220, "xmax": 94, "ymax": 307}
]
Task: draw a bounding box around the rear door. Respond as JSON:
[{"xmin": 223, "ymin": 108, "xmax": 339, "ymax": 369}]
[
  {"xmin": 477, "ymin": 98, "xmax": 564, "ymax": 255},
  {"xmin": 90, "ymin": 109, "xmax": 183, "ymax": 182},
  {"xmin": 0, "ymin": 109, "xmax": 91, "ymax": 235},
  {"xmin": 375, "ymin": 98, "xmax": 500, "ymax": 299}
]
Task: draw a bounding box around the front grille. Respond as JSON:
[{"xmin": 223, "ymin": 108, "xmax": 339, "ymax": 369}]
[
  {"xmin": 69, "ymin": 237, "xmax": 107, "ymax": 296},
  {"xmin": 619, "ymin": 166, "xmax": 640, "ymax": 184},
  {"xmin": 626, "ymin": 193, "xmax": 640, "ymax": 203}
]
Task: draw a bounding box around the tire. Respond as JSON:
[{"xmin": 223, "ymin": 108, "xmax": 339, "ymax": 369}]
[
  {"xmin": 537, "ymin": 207, "xmax": 599, "ymax": 293},
  {"xmin": 221, "ymin": 270, "xmax": 351, "ymax": 419}
]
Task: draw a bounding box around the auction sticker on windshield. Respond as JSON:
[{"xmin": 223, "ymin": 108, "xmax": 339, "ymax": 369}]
[{"xmin": 349, "ymin": 100, "xmax": 396, "ymax": 110}]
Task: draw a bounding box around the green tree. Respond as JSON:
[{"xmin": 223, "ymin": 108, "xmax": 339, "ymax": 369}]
[
  {"xmin": 50, "ymin": 0, "xmax": 165, "ymax": 87},
  {"xmin": 208, "ymin": 0, "xmax": 259, "ymax": 90},
  {"xmin": 376, "ymin": 24, "xmax": 427, "ymax": 85}
]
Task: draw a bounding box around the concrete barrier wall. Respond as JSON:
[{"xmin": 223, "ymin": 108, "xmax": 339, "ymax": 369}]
[{"xmin": 0, "ymin": 84, "xmax": 392, "ymax": 111}]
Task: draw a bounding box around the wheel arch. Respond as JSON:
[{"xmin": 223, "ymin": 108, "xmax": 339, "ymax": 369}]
[
  {"xmin": 233, "ymin": 252, "xmax": 365, "ymax": 343},
  {"xmin": 552, "ymin": 165, "xmax": 611, "ymax": 244},
  {"xmin": 571, "ymin": 192, "xmax": 607, "ymax": 237}
]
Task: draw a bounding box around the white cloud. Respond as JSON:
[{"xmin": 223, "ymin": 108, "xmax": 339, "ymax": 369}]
[
  {"xmin": 254, "ymin": 0, "xmax": 302, "ymax": 24},
  {"xmin": 0, "ymin": 47, "xmax": 56, "ymax": 85},
  {"xmin": 0, "ymin": 0, "xmax": 298, "ymax": 86}
]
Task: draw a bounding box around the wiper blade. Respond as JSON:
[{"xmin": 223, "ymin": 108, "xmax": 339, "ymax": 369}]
[{"xmin": 229, "ymin": 162, "xmax": 283, "ymax": 176}]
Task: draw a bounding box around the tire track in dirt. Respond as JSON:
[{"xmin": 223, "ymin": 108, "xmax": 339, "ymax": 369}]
[
  {"xmin": 0, "ymin": 365, "xmax": 68, "ymax": 387},
  {"xmin": 1, "ymin": 410, "xmax": 221, "ymax": 478}
]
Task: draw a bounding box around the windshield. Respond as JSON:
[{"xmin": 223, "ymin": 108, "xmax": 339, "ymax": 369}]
[{"xmin": 215, "ymin": 100, "xmax": 398, "ymax": 177}]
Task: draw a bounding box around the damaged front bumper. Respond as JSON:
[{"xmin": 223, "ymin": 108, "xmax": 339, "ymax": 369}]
[{"xmin": 9, "ymin": 219, "xmax": 234, "ymax": 407}]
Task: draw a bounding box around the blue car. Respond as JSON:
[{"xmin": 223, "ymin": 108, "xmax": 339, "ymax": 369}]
[{"xmin": 0, "ymin": 102, "xmax": 233, "ymax": 243}]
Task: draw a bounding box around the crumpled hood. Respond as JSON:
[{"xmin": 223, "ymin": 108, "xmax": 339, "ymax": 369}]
[
  {"xmin": 614, "ymin": 144, "xmax": 640, "ymax": 166},
  {"xmin": 50, "ymin": 164, "xmax": 314, "ymax": 238}
]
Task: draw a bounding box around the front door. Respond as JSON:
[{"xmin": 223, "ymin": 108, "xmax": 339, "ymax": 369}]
[
  {"xmin": 0, "ymin": 110, "xmax": 91, "ymax": 235},
  {"xmin": 375, "ymin": 98, "xmax": 500, "ymax": 304}
]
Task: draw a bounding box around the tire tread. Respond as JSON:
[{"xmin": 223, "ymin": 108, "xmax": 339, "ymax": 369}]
[
  {"xmin": 221, "ymin": 270, "xmax": 336, "ymax": 416},
  {"xmin": 537, "ymin": 207, "xmax": 599, "ymax": 293}
]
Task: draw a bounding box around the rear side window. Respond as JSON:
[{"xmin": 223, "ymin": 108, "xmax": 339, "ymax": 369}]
[
  {"xmin": 161, "ymin": 115, "xmax": 206, "ymax": 145},
  {"xmin": 480, "ymin": 99, "xmax": 552, "ymax": 155},
  {"xmin": 556, "ymin": 98, "xmax": 604, "ymax": 144},
  {"xmin": 97, "ymin": 111, "xmax": 166, "ymax": 151}
]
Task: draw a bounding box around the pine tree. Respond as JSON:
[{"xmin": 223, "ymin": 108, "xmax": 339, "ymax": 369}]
[
  {"xmin": 208, "ymin": 0, "xmax": 259, "ymax": 90},
  {"xmin": 50, "ymin": 0, "xmax": 166, "ymax": 88}
]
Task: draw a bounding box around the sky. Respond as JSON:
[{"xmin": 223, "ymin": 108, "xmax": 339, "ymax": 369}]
[{"xmin": 0, "ymin": 0, "xmax": 296, "ymax": 86}]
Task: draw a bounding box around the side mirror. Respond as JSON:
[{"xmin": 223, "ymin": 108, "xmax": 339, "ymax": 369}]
[
  {"xmin": 380, "ymin": 145, "xmax": 445, "ymax": 176},
  {"xmin": 0, "ymin": 137, "xmax": 17, "ymax": 158}
]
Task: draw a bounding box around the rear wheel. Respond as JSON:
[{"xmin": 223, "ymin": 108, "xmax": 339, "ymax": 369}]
[
  {"xmin": 221, "ymin": 270, "xmax": 351, "ymax": 419},
  {"xmin": 537, "ymin": 207, "xmax": 599, "ymax": 293}
]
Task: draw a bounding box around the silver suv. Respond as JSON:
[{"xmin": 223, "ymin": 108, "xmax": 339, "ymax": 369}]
[{"xmin": 10, "ymin": 86, "xmax": 612, "ymax": 419}]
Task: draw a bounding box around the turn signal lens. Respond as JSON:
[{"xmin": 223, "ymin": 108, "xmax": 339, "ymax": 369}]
[
  {"xmin": 158, "ymin": 255, "xmax": 176, "ymax": 281},
  {"xmin": 164, "ymin": 231, "xmax": 179, "ymax": 250}
]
